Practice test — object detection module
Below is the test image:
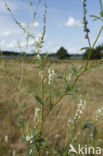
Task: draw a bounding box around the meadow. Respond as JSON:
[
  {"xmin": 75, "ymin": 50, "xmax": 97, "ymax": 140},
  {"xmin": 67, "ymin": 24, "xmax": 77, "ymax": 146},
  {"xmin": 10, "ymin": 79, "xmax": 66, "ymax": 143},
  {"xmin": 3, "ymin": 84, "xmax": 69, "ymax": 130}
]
[
  {"xmin": 1, "ymin": 0, "xmax": 103, "ymax": 155},
  {"xmin": 0, "ymin": 59, "xmax": 103, "ymax": 155}
]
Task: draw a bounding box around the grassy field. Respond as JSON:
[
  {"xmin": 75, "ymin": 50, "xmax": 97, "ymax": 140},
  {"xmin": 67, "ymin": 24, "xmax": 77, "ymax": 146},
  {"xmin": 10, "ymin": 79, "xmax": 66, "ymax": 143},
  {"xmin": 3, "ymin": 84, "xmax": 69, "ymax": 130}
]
[{"xmin": 0, "ymin": 59, "xmax": 103, "ymax": 155}]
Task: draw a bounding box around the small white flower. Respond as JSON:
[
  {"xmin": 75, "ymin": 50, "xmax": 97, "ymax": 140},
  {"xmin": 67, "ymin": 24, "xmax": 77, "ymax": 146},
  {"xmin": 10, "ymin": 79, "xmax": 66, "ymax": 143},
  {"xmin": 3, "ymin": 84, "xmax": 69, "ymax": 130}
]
[
  {"xmin": 67, "ymin": 96, "xmax": 87, "ymax": 126},
  {"xmin": 12, "ymin": 150, "xmax": 16, "ymax": 156},
  {"xmin": 96, "ymin": 107, "xmax": 103, "ymax": 120},
  {"xmin": 34, "ymin": 107, "xmax": 40, "ymax": 128},
  {"xmin": 36, "ymin": 53, "xmax": 41, "ymax": 60},
  {"xmin": 30, "ymin": 136, "xmax": 34, "ymax": 139},
  {"xmin": 98, "ymin": 109, "xmax": 101, "ymax": 113},
  {"xmin": 67, "ymin": 119, "xmax": 74, "ymax": 126},
  {"xmin": 48, "ymin": 68, "xmax": 55, "ymax": 85},
  {"xmin": 29, "ymin": 149, "xmax": 33, "ymax": 154},
  {"xmin": 55, "ymin": 134, "xmax": 60, "ymax": 138},
  {"xmin": 66, "ymin": 72, "xmax": 73, "ymax": 81},
  {"xmin": 26, "ymin": 136, "xmax": 30, "ymax": 141},
  {"xmin": 5, "ymin": 136, "xmax": 8, "ymax": 143},
  {"xmin": 79, "ymin": 110, "xmax": 83, "ymax": 114},
  {"xmin": 30, "ymin": 140, "xmax": 33, "ymax": 144},
  {"xmin": 46, "ymin": 151, "xmax": 49, "ymax": 155}
]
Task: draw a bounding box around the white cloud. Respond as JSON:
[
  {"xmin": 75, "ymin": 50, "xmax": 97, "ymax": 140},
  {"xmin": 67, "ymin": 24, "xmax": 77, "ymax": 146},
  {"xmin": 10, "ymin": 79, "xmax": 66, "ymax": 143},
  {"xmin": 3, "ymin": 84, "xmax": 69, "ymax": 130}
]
[
  {"xmin": 2, "ymin": 31, "xmax": 11, "ymax": 36},
  {"xmin": 20, "ymin": 39, "xmax": 35, "ymax": 47},
  {"xmin": 7, "ymin": 40, "xmax": 17, "ymax": 49},
  {"xmin": 0, "ymin": 40, "xmax": 17, "ymax": 50},
  {"xmin": 21, "ymin": 22, "xmax": 39, "ymax": 28},
  {"xmin": 32, "ymin": 22, "xmax": 39, "ymax": 28},
  {"xmin": 0, "ymin": 0, "xmax": 28, "ymax": 13},
  {"xmin": 68, "ymin": 47, "xmax": 81, "ymax": 54},
  {"xmin": 66, "ymin": 16, "xmax": 82, "ymax": 27},
  {"xmin": 0, "ymin": 0, "xmax": 18, "ymax": 13},
  {"xmin": 0, "ymin": 40, "xmax": 6, "ymax": 46}
]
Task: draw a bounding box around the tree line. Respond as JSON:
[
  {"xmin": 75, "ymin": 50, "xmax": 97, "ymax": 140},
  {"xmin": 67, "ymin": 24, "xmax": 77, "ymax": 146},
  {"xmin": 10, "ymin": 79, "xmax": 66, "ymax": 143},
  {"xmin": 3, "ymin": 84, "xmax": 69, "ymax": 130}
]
[{"xmin": 1, "ymin": 44, "xmax": 103, "ymax": 59}]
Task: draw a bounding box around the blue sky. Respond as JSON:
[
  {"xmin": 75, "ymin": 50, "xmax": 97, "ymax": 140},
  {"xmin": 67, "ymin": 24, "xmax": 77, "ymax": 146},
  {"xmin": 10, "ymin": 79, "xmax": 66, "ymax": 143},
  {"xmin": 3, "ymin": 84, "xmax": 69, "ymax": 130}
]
[{"xmin": 0, "ymin": 0, "xmax": 103, "ymax": 54}]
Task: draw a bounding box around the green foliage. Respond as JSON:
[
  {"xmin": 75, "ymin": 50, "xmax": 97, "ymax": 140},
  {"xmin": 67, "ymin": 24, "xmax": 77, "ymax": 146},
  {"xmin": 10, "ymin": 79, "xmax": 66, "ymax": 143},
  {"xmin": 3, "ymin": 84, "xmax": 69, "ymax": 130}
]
[
  {"xmin": 35, "ymin": 96, "xmax": 44, "ymax": 105},
  {"xmin": 83, "ymin": 44, "xmax": 103, "ymax": 59},
  {"xmin": 56, "ymin": 47, "xmax": 70, "ymax": 59}
]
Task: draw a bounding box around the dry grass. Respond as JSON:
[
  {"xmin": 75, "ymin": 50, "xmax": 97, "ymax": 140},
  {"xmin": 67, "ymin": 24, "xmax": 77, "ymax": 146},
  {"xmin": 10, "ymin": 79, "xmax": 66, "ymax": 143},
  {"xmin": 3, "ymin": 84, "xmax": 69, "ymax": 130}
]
[{"xmin": 0, "ymin": 59, "xmax": 103, "ymax": 155}]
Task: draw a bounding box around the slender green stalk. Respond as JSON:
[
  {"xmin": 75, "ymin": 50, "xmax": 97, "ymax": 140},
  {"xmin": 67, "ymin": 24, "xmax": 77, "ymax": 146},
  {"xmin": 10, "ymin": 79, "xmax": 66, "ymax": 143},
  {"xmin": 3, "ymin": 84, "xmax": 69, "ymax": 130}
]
[
  {"xmin": 100, "ymin": 0, "xmax": 103, "ymax": 11},
  {"xmin": 72, "ymin": 25, "xmax": 103, "ymax": 87},
  {"xmin": 37, "ymin": 152, "xmax": 40, "ymax": 156},
  {"xmin": 40, "ymin": 77, "xmax": 44, "ymax": 134},
  {"xmin": 37, "ymin": 77, "xmax": 44, "ymax": 156},
  {"xmin": 85, "ymin": 25, "xmax": 103, "ymax": 70},
  {"xmin": 49, "ymin": 85, "xmax": 52, "ymax": 110},
  {"xmin": 44, "ymin": 93, "xmax": 69, "ymax": 122},
  {"xmin": 18, "ymin": 61, "xmax": 24, "ymax": 90},
  {"xmin": 45, "ymin": 26, "xmax": 103, "ymax": 118},
  {"xmin": 29, "ymin": 0, "xmax": 41, "ymax": 35}
]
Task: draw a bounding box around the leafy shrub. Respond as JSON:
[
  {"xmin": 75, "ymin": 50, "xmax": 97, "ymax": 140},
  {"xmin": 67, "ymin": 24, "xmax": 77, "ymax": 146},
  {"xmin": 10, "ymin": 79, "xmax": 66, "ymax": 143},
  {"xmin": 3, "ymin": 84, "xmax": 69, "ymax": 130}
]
[
  {"xmin": 83, "ymin": 46, "xmax": 102, "ymax": 59},
  {"xmin": 56, "ymin": 47, "xmax": 70, "ymax": 59}
]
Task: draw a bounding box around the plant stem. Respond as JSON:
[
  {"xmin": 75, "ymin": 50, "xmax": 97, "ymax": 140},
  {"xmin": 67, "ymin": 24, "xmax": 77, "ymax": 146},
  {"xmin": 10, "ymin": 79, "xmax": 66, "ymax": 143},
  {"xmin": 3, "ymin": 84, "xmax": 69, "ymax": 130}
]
[
  {"xmin": 100, "ymin": 0, "xmax": 103, "ymax": 11},
  {"xmin": 46, "ymin": 26, "xmax": 103, "ymax": 115},
  {"xmin": 18, "ymin": 61, "xmax": 24, "ymax": 90},
  {"xmin": 50, "ymin": 85, "xmax": 52, "ymax": 110},
  {"xmin": 85, "ymin": 25, "xmax": 103, "ymax": 70},
  {"xmin": 38, "ymin": 77, "xmax": 44, "ymax": 156},
  {"xmin": 40, "ymin": 77, "xmax": 44, "ymax": 134},
  {"xmin": 73, "ymin": 25, "xmax": 103, "ymax": 87},
  {"xmin": 44, "ymin": 93, "xmax": 71, "ymax": 122}
]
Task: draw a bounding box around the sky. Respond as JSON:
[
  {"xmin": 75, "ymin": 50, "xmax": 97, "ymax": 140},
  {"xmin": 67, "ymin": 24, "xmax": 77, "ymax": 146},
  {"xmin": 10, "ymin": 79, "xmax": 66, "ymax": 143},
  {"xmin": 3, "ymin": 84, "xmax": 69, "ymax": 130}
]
[{"xmin": 0, "ymin": 0, "xmax": 103, "ymax": 54}]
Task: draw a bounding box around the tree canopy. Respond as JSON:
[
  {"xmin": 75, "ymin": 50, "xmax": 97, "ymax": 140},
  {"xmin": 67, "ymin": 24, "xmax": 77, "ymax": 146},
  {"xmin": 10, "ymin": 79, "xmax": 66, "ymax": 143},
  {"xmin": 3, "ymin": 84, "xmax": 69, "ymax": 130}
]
[
  {"xmin": 56, "ymin": 47, "xmax": 70, "ymax": 59},
  {"xmin": 83, "ymin": 44, "xmax": 103, "ymax": 59}
]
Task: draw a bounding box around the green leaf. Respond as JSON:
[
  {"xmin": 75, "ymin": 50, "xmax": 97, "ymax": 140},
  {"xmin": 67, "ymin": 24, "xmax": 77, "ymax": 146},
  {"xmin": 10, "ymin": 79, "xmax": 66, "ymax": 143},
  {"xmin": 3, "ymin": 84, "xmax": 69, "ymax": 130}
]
[
  {"xmin": 19, "ymin": 137, "xmax": 26, "ymax": 143},
  {"xmin": 79, "ymin": 66, "xmax": 84, "ymax": 71},
  {"xmin": 90, "ymin": 15, "xmax": 101, "ymax": 21},
  {"xmin": 45, "ymin": 96, "xmax": 50, "ymax": 105},
  {"xmin": 80, "ymin": 47, "xmax": 89, "ymax": 51},
  {"xmin": 100, "ymin": 11, "xmax": 103, "ymax": 17},
  {"xmin": 57, "ymin": 74, "xmax": 63, "ymax": 78},
  {"xmin": 35, "ymin": 96, "xmax": 44, "ymax": 105},
  {"xmin": 32, "ymin": 66, "xmax": 40, "ymax": 68},
  {"xmin": 72, "ymin": 64, "xmax": 78, "ymax": 74}
]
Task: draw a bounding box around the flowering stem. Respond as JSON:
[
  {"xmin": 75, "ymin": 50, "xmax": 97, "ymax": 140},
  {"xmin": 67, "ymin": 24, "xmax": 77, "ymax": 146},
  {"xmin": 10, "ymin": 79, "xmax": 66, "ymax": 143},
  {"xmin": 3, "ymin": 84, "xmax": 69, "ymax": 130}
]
[
  {"xmin": 54, "ymin": 94, "xmax": 65, "ymax": 106},
  {"xmin": 37, "ymin": 77, "xmax": 44, "ymax": 156},
  {"xmin": 85, "ymin": 25, "xmax": 103, "ymax": 70},
  {"xmin": 18, "ymin": 61, "xmax": 24, "ymax": 90},
  {"xmin": 72, "ymin": 25, "xmax": 103, "ymax": 87},
  {"xmin": 44, "ymin": 93, "xmax": 71, "ymax": 122},
  {"xmin": 40, "ymin": 77, "xmax": 44, "ymax": 134},
  {"xmin": 49, "ymin": 85, "xmax": 52, "ymax": 110}
]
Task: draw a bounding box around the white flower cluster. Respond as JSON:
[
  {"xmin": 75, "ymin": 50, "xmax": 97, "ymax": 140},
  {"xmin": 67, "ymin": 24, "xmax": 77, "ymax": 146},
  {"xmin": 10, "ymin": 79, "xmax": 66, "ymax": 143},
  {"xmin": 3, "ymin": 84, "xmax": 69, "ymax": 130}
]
[
  {"xmin": 48, "ymin": 68, "xmax": 55, "ymax": 85},
  {"xmin": 29, "ymin": 149, "xmax": 33, "ymax": 155},
  {"xmin": 66, "ymin": 72, "xmax": 73, "ymax": 82},
  {"xmin": 74, "ymin": 97, "xmax": 86, "ymax": 119},
  {"xmin": 34, "ymin": 107, "xmax": 40, "ymax": 128},
  {"xmin": 12, "ymin": 150, "xmax": 16, "ymax": 156},
  {"xmin": 96, "ymin": 107, "xmax": 103, "ymax": 120},
  {"xmin": 68, "ymin": 119, "xmax": 74, "ymax": 125},
  {"xmin": 26, "ymin": 135, "xmax": 34, "ymax": 144},
  {"xmin": 68, "ymin": 96, "xmax": 87, "ymax": 126},
  {"xmin": 5, "ymin": 136, "xmax": 8, "ymax": 143},
  {"xmin": 36, "ymin": 53, "xmax": 41, "ymax": 60}
]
